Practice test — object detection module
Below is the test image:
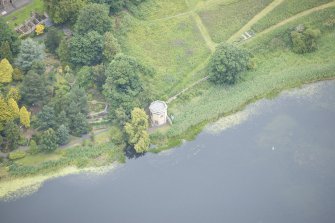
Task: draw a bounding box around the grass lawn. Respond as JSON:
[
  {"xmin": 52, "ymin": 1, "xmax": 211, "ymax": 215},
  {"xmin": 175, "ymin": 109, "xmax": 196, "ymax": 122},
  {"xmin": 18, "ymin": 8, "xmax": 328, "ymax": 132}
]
[
  {"xmin": 118, "ymin": 12, "xmax": 211, "ymax": 97},
  {"xmin": 198, "ymin": 0, "xmax": 273, "ymax": 42},
  {"xmin": 165, "ymin": 6, "xmax": 335, "ymax": 138},
  {"xmin": 4, "ymin": 0, "xmax": 44, "ymax": 29},
  {"xmin": 16, "ymin": 153, "xmax": 62, "ymax": 166},
  {"xmin": 132, "ymin": 0, "xmax": 188, "ymax": 20},
  {"xmin": 252, "ymin": 0, "xmax": 333, "ymax": 32}
]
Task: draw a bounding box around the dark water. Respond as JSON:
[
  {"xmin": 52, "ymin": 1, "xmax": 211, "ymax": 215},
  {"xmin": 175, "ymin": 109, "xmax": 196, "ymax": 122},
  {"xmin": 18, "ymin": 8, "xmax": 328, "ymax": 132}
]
[{"xmin": 1, "ymin": 81, "xmax": 335, "ymax": 223}]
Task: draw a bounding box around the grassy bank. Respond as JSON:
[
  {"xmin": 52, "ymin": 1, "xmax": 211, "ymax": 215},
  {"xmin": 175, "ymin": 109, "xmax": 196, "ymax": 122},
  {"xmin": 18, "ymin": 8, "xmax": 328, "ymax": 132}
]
[{"xmin": 150, "ymin": 6, "xmax": 335, "ymax": 152}]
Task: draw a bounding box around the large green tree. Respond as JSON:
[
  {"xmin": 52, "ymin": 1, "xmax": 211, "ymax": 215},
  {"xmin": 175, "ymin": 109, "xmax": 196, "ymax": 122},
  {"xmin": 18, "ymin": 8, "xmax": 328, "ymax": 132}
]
[
  {"xmin": 0, "ymin": 58, "xmax": 13, "ymax": 83},
  {"xmin": 20, "ymin": 71, "xmax": 48, "ymax": 106},
  {"xmin": 56, "ymin": 124, "xmax": 70, "ymax": 145},
  {"xmin": 74, "ymin": 3, "xmax": 112, "ymax": 35},
  {"xmin": 45, "ymin": 27, "xmax": 63, "ymax": 54},
  {"xmin": 3, "ymin": 121, "xmax": 20, "ymax": 151},
  {"xmin": 15, "ymin": 38, "xmax": 45, "ymax": 72},
  {"xmin": 103, "ymin": 32, "xmax": 121, "ymax": 63},
  {"xmin": 69, "ymin": 31, "xmax": 104, "ymax": 66},
  {"xmin": 125, "ymin": 108, "xmax": 150, "ymax": 153},
  {"xmin": 208, "ymin": 43, "xmax": 251, "ymax": 85},
  {"xmin": 39, "ymin": 128, "xmax": 58, "ymax": 152},
  {"xmin": 103, "ymin": 54, "xmax": 153, "ymax": 120},
  {"xmin": 0, "ymin": 18, "xmax": 20, "ymax": 61},
  {"xmin": 44, "ymin": 0, "xmax": 87, "ymax": 24},
  {"xmin": 36, "ymin": 105, "xmax": 57, "ymax": 130}
]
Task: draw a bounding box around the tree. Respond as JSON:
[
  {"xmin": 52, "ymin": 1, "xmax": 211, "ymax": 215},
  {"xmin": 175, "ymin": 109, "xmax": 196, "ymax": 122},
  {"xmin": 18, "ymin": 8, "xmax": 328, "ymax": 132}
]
[
  {"xmin": 208, "ymin": 43, "xmax": 251, "ymax": 85},
  {"xmin": 103, "ymin": 32, "xmax": 121, "ymax": 62},
  {"xmin": 28, "ymin": 139, "xmax": 39, "ymax": 154},
  {"xmin": 7, "ymin": 87, "xmax": 21, "ymax": 101},
  {"xmin": 103, "ymin": 54, "xmax": 153, "ymax": 120},
  {"xmin": 31, "ymin": 60, "xmax": 46, "ymax": 75},
  {"xmin": 20, "ymin": 71, "xmax": 48, "ymax": 106},
  {"xmin": 70, "ymin": 31, "xmax": 104, "ymax": 66},
  {"xmin": 45, "ymin": 27, "xmax": 63, "ymax": 54},
  {"xmin": 290, "ymin": 27, "xmax": 321, "ymax": 54},
  {"xmin": 74, "ymin": 3, "xmax": 112, "ymax": 35},
  {"xmin": 68, "ymin": 110, "xmax": 89, "ymax": 137},
  {"xmin": 15, "ymin": 38, "xmax": 45, "ymax": 72},
  {"xmin": 57, "ymin": 38, "xmax": 71, "ymax": 65},
  {"xmin": 12, "ymin": 68, "xmax": 23, "ymax": 81},
  {"xmin": 35, "ymin": 24, "xmax": 45, "ymax": 35},
  {"xmin": 19, "ymin": 106, "xmax": 31, "ymax": 128},
  {"xmin": 1, "ymin": 41, "xmax": 13, "ymax": 62},
  {"xmin": 125, "ymin": 108, "xmax": 150, "ymax": 153},
  {"xmin": 39, "ymin": 128, "xmax": 58, "ymax": 152},
  {"xmin": 3, "ymin": 121, "xmax": 20, "ymax": 151},
  {"xmin": 36, "ymin": 105, "xmax": 57, "ymax": 130},
  {"xmin": 0, "ymin": 96, "xmax": 14, "ymax": 130},
  {"xmin": 0, "ymin": 58, "xmax": 13, "ymax": 83},
  {"xmin": 91, "ymin": 64, "xmax": 106, "ymax": 91},
  {"xmin": 57, "ymin": 110, "xmax": 69, "ymax": 127},
  {"xmin": 44, "ymin": 0, "xmax": 87, "ymax": 24},
  {"xmin": 7, "ymin": 98, "xmax": 20, "ymax": 118},
  {"xmin": 56, "ymin": 124, "xmax": 70, "ymax": 145},
  {"xmin": 0, "ymin": 18, "xmax": 20, "ymax": 60}
]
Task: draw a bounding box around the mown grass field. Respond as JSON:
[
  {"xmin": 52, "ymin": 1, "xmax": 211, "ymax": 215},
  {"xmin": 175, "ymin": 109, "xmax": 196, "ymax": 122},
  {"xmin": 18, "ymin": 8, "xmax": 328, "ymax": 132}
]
[
  {"xmin": 198, "ymin": 0, "xmax": 273, "ymax": 42},
  {"xmin": 252, "ymin": 0, "xmax": 334, "ymax": 32},
  {"xmin": 4, "ymin": 0, "xmax": 44, "ymax": 29}
]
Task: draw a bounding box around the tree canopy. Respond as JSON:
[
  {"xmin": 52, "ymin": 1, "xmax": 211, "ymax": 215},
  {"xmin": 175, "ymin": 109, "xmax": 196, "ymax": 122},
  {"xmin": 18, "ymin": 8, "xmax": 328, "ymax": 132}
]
[
  {"xmin": 125, "ymin": 108, "xmax": 150, "ymax": 153},
  {"xmin": 0, "ymin": 58, "xmax": 13, "ymax": 83},
  {"xmin": 44, "ymin": 0, "xmax": 87, "ymax": 24},
  {"xmin": 15, "ymin": 38, "xmax": 45, "ymax": 72},
  {"xmin": 70, "ymin": 31, "xmax": 104, "ymax": 66},
  {"xmin": 208, "ymin": 43, "xmax": 251, "ymax": 85},
  {"xmin": 290, "ymin": 27, "xmax": 321, "ymax": 54},
  {"xmin": 74, "ymin": 3, "xmax": 112, "ymax": 35},
  {"xmin": 103, "ymin": 54, "xmax": 153, "ymax": 120},
  {"xmin": 0, "ymin": 18, "xmax": 20, "ymax": 61}
]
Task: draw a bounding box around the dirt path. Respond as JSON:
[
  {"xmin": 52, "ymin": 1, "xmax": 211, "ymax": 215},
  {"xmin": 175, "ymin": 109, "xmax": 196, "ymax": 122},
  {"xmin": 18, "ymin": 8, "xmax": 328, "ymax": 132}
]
[
  {"xmin": 247, "ymin": 1, "xmax": 335, "ymax": 42},
  {"xmin": 227, "ymin": 0, "xmax": 285, "ymax": 43}
]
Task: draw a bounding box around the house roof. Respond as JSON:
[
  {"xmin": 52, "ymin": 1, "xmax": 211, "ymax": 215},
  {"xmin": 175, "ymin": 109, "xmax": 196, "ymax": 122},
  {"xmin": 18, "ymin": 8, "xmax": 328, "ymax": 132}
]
[{"xmin": 149, "ymin": 101, "xmax": 167, "ymax": 114}]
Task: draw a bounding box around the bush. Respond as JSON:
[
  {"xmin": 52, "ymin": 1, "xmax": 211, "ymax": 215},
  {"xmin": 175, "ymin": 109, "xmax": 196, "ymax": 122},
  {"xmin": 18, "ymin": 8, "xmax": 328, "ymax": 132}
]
[
  {"xmin": 290, "ymin": 26, "xmax": 321, "ymax": 54},
  {"xmin": 9, "ymin": 150, "xmax": 26, "ymax": 160}
]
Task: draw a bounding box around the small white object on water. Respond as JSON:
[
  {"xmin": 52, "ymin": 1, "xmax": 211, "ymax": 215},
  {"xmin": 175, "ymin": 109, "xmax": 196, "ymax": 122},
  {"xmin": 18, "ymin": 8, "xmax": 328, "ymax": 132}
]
[{"xmin": 272, "ymin": 146, "xmax": 275, "ymax": 151}]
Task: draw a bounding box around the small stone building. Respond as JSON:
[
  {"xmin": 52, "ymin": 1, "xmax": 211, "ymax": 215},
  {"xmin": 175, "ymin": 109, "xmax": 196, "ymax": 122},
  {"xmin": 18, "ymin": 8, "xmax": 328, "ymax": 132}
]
[{"xmin": 149, "ymin": 101, "xmax": 168, "ymax": 127}]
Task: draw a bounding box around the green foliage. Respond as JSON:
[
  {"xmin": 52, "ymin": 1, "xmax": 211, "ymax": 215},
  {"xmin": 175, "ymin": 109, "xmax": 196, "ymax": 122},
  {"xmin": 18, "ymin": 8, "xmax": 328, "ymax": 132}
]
[
  {"xmin": 91, "ymin": 64, "xmax": 106, "ymax": 91},
  {"xmin": 89, "ymin": 0, "xmax": 145, "ymax": 13},
  {"xmin": 74, "ymin": 3, "xmax": 112, "ymax": 35},
  {"xmin": 28, "ymin": 140, "xmax": 39, "ymax": 155},
  {"xmin": 103, "ymin": 32, "xmax": 121, "ymax": 63},
  {"xmin": 20, "ymin": 71, "xmax": 48, "ymax": 106},
  {"xmin": 69, "ymin": 31, "xmax": 104, "ymax": 66},
  {"xmin": 0, "ymin": 97, "xmax": 15, "ymax": 130},
  {"xmin": 109, "ymin": 126, "xmax": 124, "ymax": 145},
  {"xmin": 12, "ymin": 68, "xmax": 23, "ymax": 81},
  {"xmin": 37, "ymin": 105, "xmax": 57, "ymax": 130},
  {"xmin": 57, "ymin": 39, "xmax": 71, "ymax": 65},
  {"xmin": 45, "ymin": 27, "xmax": 63, "ymax": 54},
  {"xmin": 56, "ymin": 124, "xmax": 70, "ymax": 145},
  {"xmin": 9, "ymin": 151, "xmax": 26, "ymax": 160},
  {"xmin": 125, "ymin": 108, "xmax": 150, "ymax": 153},
  {"xmin": 31, "ymin": 60, "xmax": 46, "ymax": 75},
  {"xmin": 3, "ymin": 121, "xmax": 20, "ymax": 151},
  {"xmin": 103, "ymin": 54, "xmax": 153, "ymax": 120},
  {"xmin": 44, "ymin": 0, "xmax": 87, "ymax": 24},
  {"xmin": 208, "ymin": 43, "xmax": 251, "ymax": 85},
  {"xmin": 69, "ymin": 112, "xmax": 89, "ymax": 137},
  {"xmin": 7, "ymin": 87, "xmax": 21, "ymax": 102},
  {"xmin": 1, "ymin": 41, "xmax": 13, "ymax": 62},
  {"xmin": 20, "ymin": 106, "xmax": 31, "ymax": 128},
  {"xmin": 7, "ymin": 98, "xmax": 20, "ymax": 118},
  {"xmin": 77, "ymin": 66, "xmax": 94, "ymax": 89},
  {"xmin": 290, "ymin": 27, "xmax": 321, "ymax": 54},
  {"xmin": 0, "ymin": 18, "xmax": 20, "ymax": 60},
  {"xmin": 15, "ymin": 38, "xmax": 45, "ymax": 72},
  {"xmin": 0, "ymin": 58, "xmax": 13, "ymax": 83},
  {"xmin": 39, "ymin": 128, "xmax": 58, "ymax": 152}
]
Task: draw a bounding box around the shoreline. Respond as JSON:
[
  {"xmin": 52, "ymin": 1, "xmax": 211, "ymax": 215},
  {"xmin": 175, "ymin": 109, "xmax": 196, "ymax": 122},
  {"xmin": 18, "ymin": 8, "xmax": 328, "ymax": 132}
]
[{"xmin": 1, "ymin": 77, "xmax": 334, "ymax": 200}]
